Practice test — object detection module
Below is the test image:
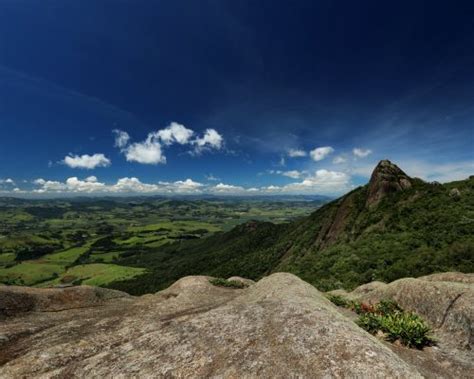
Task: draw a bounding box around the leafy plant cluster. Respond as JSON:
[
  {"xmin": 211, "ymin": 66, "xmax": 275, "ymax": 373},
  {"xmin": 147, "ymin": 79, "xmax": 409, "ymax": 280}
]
[
  {"xmin": 327, "ymin": 296, "xmax": 435, "ymax": 349},
  {"xmin": 208, "ymin": 277, "xmax": 249, "ymax": 289}
]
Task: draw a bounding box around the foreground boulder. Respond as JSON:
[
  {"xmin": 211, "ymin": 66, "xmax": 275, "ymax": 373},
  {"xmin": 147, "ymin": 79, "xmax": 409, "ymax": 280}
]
[
  {"xmin": 346, "ymin": 272, "xmax": 474, "ymax": 351},
  {"xmin": 0, "ymin": 273, "xmax": 423, "ymax": 378}
]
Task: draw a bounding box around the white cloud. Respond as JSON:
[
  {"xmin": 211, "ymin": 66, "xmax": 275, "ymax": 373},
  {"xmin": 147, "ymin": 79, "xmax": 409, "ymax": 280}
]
[
  {"xmin": 310, "ymin": 146, "xmax": 334, "ymax": 161},
  {"xmin": 268, "ymin": 169, "xmax": 306, "ymax": 179},
  {"xmin": 125, "ymin": 136, "xmax": 165, "ymax": 165},
  {"xmin": 156, "ymin": 122, "xmax": 194, "ymax": 145},
  {"xmin": 116, "ymin": 123, "xmax": 224, "ymax": 164},
  {"xmin": 32, "ymin": 176, "xmax": 205, "ymax": 195},
  {"xmin": 0, "ymin": 178, "xmax": 15, "ymax": 185},
  {"xmin": 193, "ymin": 128, "xmax": 224, "ymax": 153},
  {"xmin": 353, "ymin": 148, "xmax": 372, "ymax": 158},
  {"xmin": 282, "ymin": 170, "xmax": 303, "ymax": 179},
  {"xmin": 168, "ymin": 179, "xmax": 204, "ymax": 193},
  {"xmin": 281, "ymin": 170, "xmax": 303, "ymax": 179},
  {"xmin": 287, "ymin": 148, "xmax": 307, "ymax": 158},
  {"xmin": 63, "ymin": 154, "xmax": 111, "ymax": 169},
  {"xmin": 113, "ymin": 129, "xmax": 130, "ymax": 148},
  {"xmin": 113, "ymin": 177, "xmax": 161, "ymax": 193},
  {"xmin": 212, "ymin": 183, "xmax": 246, "ymax": 193},
  {"xmin": 333, "ymin": 156, "xmax": 347, "ymax": 164},
  {"xmin": 33, "ymin": 178, "xmax": 67, "ymax": 193},
  {"xmin": 280, "ymin": 169, "xmax": 350, "ymax": 194},
  {"xmin": 65, "ymin": 177, "xmax": 106, "ymax": 192}
]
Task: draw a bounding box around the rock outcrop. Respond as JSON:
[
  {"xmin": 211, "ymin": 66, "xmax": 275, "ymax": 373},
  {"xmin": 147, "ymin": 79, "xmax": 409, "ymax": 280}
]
[
  {"xmin": 366, "ymin": 159, "xmax": 412, "ymax": 207},
  {"xmin": 345, "ymin": 272, "xmax": 474, "ymax": 351},
  {"xmin": 0, "ymin": 273, "xmax": 473, "ymax": 378}
]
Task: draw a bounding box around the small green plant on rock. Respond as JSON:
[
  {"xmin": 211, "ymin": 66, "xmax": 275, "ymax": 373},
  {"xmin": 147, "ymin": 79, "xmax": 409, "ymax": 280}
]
[
  {"xmin": 209, "ymin": 277, "xmax": 248, "ymax": 289},
  {"xmin": 355, "ymin": 299, "xmax": 435, "ymax": 349},
  {"xmin": 378, "ymin": 312, "xmax": 433, "ymax": 348},
  {"xmin": 325, "ymin": 294, "xmax": 435, "ymax": 349}
]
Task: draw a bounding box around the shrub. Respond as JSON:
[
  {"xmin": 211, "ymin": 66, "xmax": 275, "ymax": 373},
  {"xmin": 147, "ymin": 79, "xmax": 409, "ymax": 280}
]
[{"xmin": 209, "ymin": 277, "xmax": 248, "ymax": 289}]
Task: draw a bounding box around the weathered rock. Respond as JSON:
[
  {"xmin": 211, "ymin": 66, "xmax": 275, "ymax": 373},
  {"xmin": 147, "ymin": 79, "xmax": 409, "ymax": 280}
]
[
  {"xmin": 0, "ymin": 273, "xmax": 423, "ymax": 378},
  {"xmin": 449, "ymin": 188, "xmax": 461, "ymax": 200},
  {"xmin": 350, "ymin": 274, "xmax": 474, "ymax": 351},
  {"xmin": 351, "ymin": 280, "xmax": 387, "ymax": 296},
  {"xmin": 419, "ymin": 272, "xmax": 474, "ymax": 284},
  {"xmin": 366, "ymin": 160, "xmax": 412, "ymax": 207}
]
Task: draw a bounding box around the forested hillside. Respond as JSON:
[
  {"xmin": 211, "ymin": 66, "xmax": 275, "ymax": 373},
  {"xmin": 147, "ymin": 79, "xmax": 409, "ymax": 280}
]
[{"xmin": 109, "ymin": 161, "xmax": 474, "ymax": 295}]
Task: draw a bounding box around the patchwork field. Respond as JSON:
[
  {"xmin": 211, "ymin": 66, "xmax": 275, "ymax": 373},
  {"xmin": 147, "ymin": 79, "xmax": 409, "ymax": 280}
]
[{"xmin": 0, "ymin": 196, "xmax": 324, "ymax": 287}]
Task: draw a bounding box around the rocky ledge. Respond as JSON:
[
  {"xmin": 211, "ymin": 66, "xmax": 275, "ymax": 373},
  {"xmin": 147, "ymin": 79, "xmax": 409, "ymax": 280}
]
[{"xmin": 1, "ymin": 273, "xmax": 473, "ymax": 378}]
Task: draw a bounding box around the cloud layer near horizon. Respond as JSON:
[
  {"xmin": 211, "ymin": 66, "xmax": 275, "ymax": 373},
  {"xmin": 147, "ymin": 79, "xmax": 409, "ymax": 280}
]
[{"xmin": 26, "ymin": 168, "xmax": 351, "ymax": 196}]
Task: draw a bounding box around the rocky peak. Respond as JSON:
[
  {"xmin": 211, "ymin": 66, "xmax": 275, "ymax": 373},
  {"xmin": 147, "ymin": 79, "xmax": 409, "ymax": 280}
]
[{"xmin": 366, "ymin": 160, "xmax": 412, "ymax": 207}]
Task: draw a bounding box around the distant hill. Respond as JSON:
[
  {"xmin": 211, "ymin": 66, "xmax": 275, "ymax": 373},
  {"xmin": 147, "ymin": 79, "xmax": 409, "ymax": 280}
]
[{"xmin": 110, "ymin": 160, "xmax": 474, "ymax": 295}]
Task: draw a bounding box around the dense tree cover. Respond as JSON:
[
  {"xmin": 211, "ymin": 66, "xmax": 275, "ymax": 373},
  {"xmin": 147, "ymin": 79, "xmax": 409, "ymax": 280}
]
[{"xmin": 108, "ymin": 175, "xmax": 474, "ymax": 295}]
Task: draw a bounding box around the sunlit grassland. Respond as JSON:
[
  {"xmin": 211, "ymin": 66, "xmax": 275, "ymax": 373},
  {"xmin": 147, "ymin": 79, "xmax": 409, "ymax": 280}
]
[
  {"xmin": 38, "ymin": 263, "xmax": 146, "ymax": 287},
  {"xmin": 41, "ymin": 245, "xmax": 90, "ymax": 264},
  {"xmin": 0, "ymin": 261, "xmax": 64, "ymax": 286}
]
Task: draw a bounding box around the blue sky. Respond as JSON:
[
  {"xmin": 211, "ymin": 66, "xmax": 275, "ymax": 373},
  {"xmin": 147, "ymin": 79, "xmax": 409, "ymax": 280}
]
[{"xmin": 0, "ymin": 0, "xmax": 473, "ymax": 196}]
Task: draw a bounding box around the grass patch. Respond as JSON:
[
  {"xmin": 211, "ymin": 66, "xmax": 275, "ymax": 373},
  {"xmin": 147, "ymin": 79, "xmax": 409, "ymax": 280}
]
[
  {"xmin": 0, "ymin": 262, "xmax": 64, "ymax": 286},
  {"xmin": 209, "ymin": 277, "xmax": 248, "ymax": 289},
  {"xmin": 59, "ymin": 263, "xmax": 146, "ymax": 286},
  {"xmin": 0, "ymin": 253, "xmax": 15, "ymax": 265},
  {"xmin": 42, "ymin": 245, "xmax": 89, "ymax": 264},
  {"xmin": 88, "ymin": 251, "xmax": 121, "ymax": 263}
]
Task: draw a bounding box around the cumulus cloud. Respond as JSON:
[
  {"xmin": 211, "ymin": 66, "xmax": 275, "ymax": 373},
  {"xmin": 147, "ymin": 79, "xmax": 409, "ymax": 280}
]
[
  {"xmin": 0, "ymin": 178, "xmax": 15, "ymax": 185},
  {"xmin": 287, "ymin": 148, "xmax": 307, "ymax": 158},
  {"xmin": 27, "ymin": 166, "xmax": 350, "ymax": 196},
  {"xmin": 125, "ymin": 136, "xmax": 166, "ymax": 164},
  {"xmin": 65, "ymin": 177, "xmax": 106, "ymax": 192},
  {"xmin": 115, "ymin": 123, "xmax": 224, "ymax": 164},
  {"xmin": 33, "ymin": 178, "xmax": 67, "ymax": 193},
  {"xmin": 32, "ymin": 176, "xmax": 205, "ymax": 195},
  {"xmin": 63, "ymin": 154, "xmax": 111, "ymax": 169},
  {"xmin": 310, "ymin": 146, "xmax": 334, "ymax": 161},
  {"xmin": 113, "ymin": 129, "xmax": 130, "ymax": 148},
  {"xmin": 193, "ymin": 128, "xmax": 224, "ymax": 153},
  {"xmin": 156, "ymin": 122, "xmax": 194, "ymax": 145},
  {"xmin": 353, "ymin": 148, "xmax": 372, "ymax": 158}
]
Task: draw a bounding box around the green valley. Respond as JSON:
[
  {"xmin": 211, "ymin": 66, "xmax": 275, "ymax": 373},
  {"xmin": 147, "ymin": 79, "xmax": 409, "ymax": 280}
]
[{"xmin": 0, "ymin": 197, "xmax": 322, "ymax": 287}]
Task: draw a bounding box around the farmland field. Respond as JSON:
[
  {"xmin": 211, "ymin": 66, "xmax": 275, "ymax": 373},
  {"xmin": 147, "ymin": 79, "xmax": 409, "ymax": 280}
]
[{"xmin": 0, "ymin": 196, "xmax": 325, "ymax": 287}]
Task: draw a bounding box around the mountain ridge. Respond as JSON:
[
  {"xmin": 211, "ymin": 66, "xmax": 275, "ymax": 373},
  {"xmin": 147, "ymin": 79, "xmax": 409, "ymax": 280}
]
[{"xmin": 109, "ymin": 160, "xmax": 474, "ymax": 295}]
